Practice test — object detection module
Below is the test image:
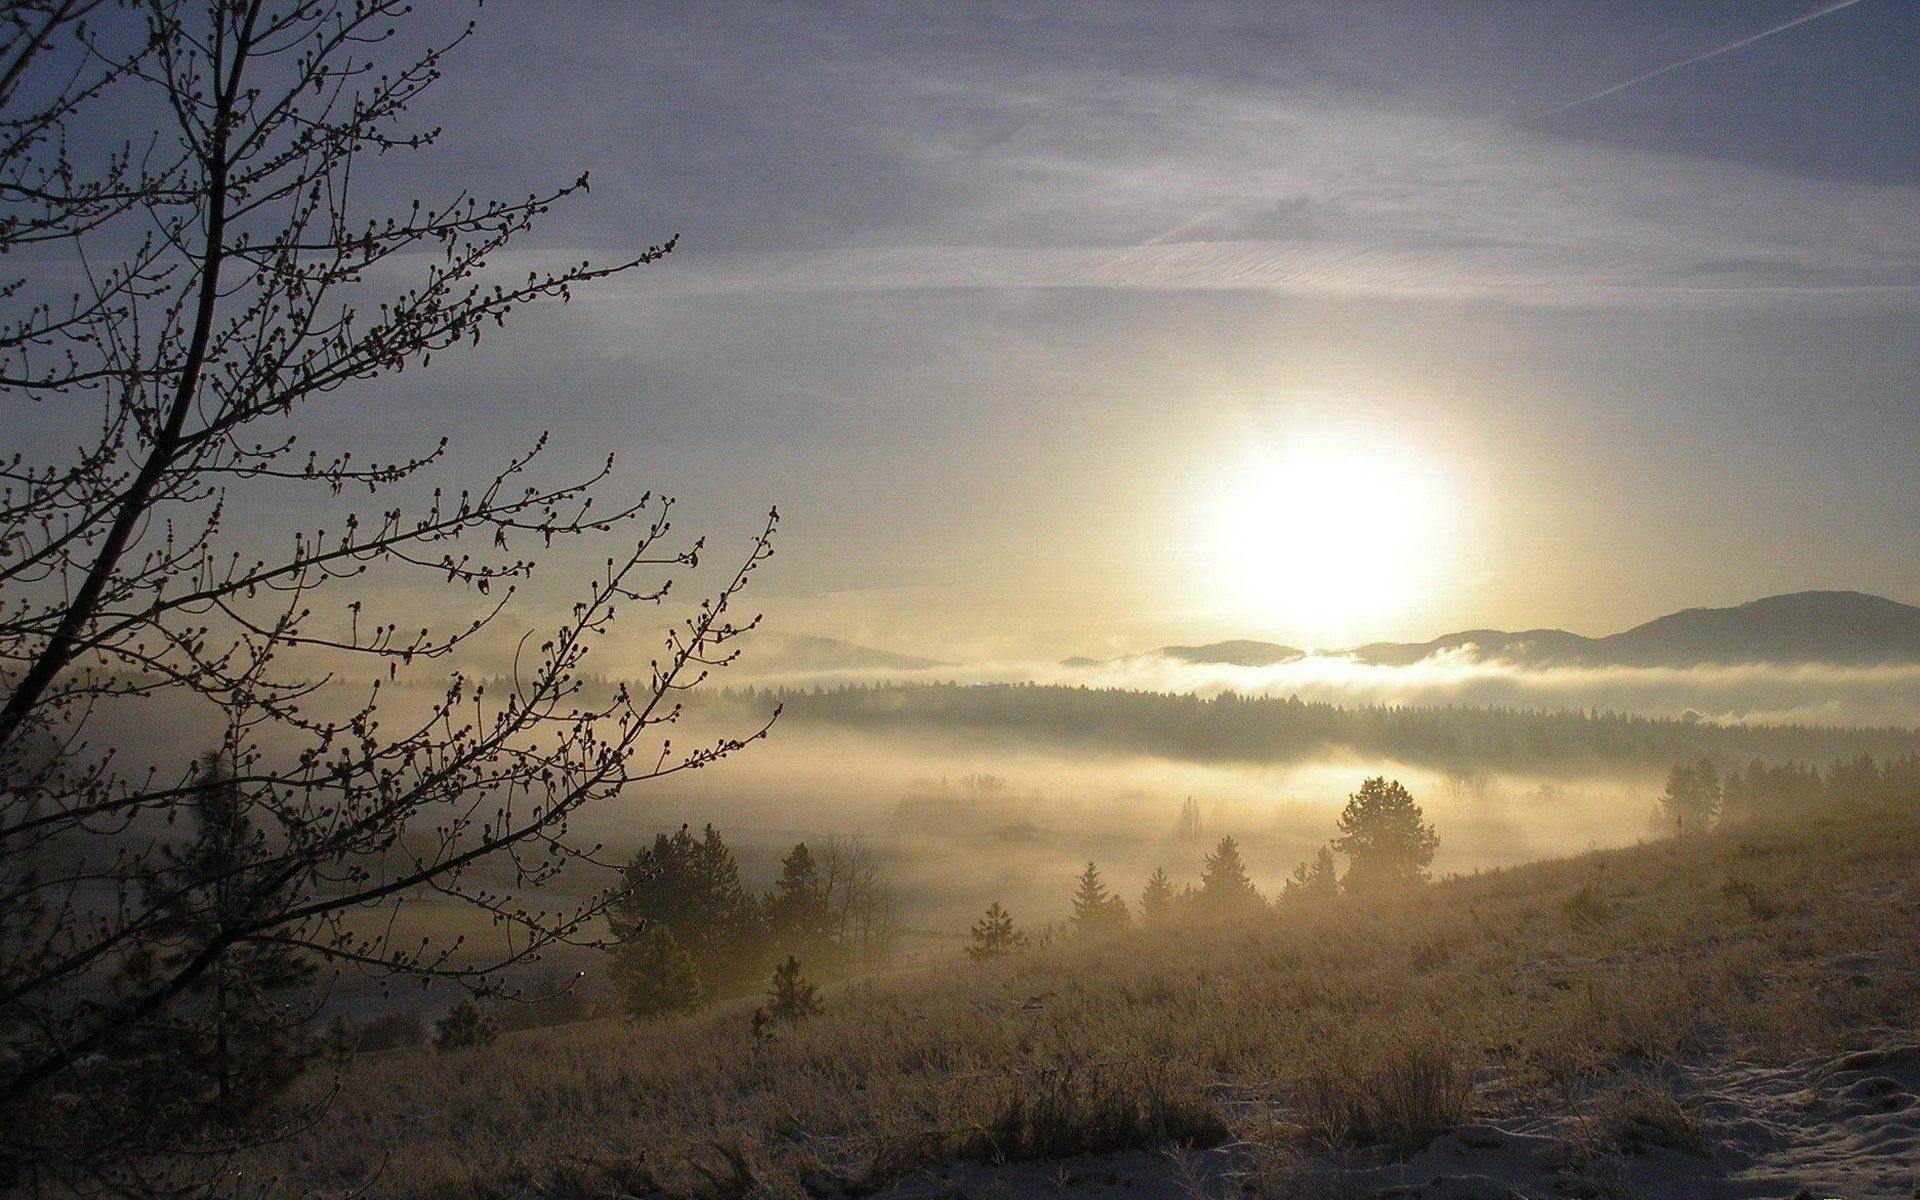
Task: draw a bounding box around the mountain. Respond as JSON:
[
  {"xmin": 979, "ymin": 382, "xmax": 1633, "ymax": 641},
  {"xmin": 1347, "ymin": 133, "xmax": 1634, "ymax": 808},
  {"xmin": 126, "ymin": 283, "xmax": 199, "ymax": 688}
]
[
  {"xmin": 743, "ymin": 634, "xmax": 946, "ymax": 674},
  {"xmin": 1156, "ymin": 640, "xmax": 1305, "ymax": 667},
  {"xmin": 1592, "ymin": 591, "xmax": 1920, "ymax": 667},
  {"xmin": 1175, "ymin": 592, "xmax": 1920, "ymax": 670}
]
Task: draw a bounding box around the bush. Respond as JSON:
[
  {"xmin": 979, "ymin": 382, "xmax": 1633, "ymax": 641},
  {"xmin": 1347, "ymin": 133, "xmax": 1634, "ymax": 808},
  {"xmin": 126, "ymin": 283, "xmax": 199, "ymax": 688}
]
[
  {"xmin": 433, "ymin": 1000, "xmax": 498, "ymax": 1053},
  {"xmin": 355, "ymin": 1009, "xmax": 426, "ymax": 1053},
  {"xmin": 1296, "ymin": 1043, "xmax": 1473, "ymax": 1153},
  {"xmin": 959, "ymin": 1060, "xmax": 1228, "ymax": 1163}
]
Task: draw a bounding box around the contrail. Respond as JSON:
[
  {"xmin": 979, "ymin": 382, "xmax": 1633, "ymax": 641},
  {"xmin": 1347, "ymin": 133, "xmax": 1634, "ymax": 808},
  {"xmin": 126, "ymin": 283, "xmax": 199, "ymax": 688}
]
[
  {"xmin": 1519, "ymin": 0, "xmax": 1876, "ymax": 125},
  {"xmin": 1108, "ymin": 0, "xmax": 1881, "ymax": 268}
]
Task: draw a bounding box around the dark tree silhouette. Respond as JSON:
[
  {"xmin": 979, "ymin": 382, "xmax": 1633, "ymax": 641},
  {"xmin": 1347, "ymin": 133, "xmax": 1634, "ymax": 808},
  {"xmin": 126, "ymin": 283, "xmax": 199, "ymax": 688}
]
[
  {"xmin": 1068, "ymin": 861, "xmax": 1130, "ymax": 938},
  {"xmin": 759, "ymin": 955, "xmax": 822, "ymax": 1024},
  {"xmin": 767, "ymin": 841, "xmax": 831, "ymax": 956},
  {"xmin": 609, "ymin": 825, "xmax": 768, "ymax": 995},
  {"xmin": 1659, "ymin": 758, "xmax": 1722, "ymax": 833},
  {"xmin": 0, "ymin": 3, "xmax": 775, "ymax": 1190},
  {"xmin": 432, "ymin": 1000, "xmax": 497, "ymax": 1053},
  {"xmin": 1139, "ymin": 866, "xmax": 1175, "ymax": 924},
  {"xmin": 1283, "ymin": 845, "xmax": 1340, "ymax": 902},
  {"xmin": 614, "ymin": 924, "xmax": 704, "ymax": 1021},
  {"xmin": 1198, "ymin": 836, "xmax": 1262, "ymax": 914},
  {"xmin": 1333, "ymin": 778, "xmax": 1439, "ymax": 892},
  {"xmin": 965, "ymin": 902, "xmax": 1030, "ymax": 961}
]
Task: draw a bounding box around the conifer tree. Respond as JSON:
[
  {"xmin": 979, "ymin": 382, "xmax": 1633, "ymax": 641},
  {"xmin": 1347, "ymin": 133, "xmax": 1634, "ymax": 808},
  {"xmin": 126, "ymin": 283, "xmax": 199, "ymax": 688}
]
[
  {"xmin": 761, "ymin": 956, "xmax": 822, "ymax": 1023},
  {"xmin": 134, "ymin": 751, "xmax": 318, "ymax": 1117},
  {"xmin": 610, "ymin": 824, "xmax": 767, "ymax": 993},
  {"xmin": 1199, "ymin": 836, "xmax": 1263, "ymax": 914},
  {"xmin": 1140, "ymin": 867, "xmax": 1175, "ymax": 924},
  {"xmin": 1283, "ymin": 845, "xmax": 1340, "ymax": 902},
  {"xmin": 767, "ymin": 842, "xmax": 831, "ymax": 956},
  {"xmin": 1069, "ymin": 862, "xmax": 1131, "ymax": 937},
  {"xmin": 1658, "ymin": 759, "xmax": 1722, "ymax": 833},
  {"xmin": 433, "ymin": 1000, "xmax": 498, "ymax": 1053},
  {"xmin": 615, "ymin": 924, "xmax": 706, "ymax": 1020},
  {"xmin": 1333, "ymin": 778, "xmax": 1440, "ymax": 892},
  {"xmin": 965, "ymin": 902, "xmax": 1031, "ymax": 960}
]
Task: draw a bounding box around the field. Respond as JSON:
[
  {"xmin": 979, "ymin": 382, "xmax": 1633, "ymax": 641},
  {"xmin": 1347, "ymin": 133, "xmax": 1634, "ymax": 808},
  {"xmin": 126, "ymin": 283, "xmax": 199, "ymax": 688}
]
[{"xmin": 249, "ymin": 797, "xmax": 1920, "ymax": 1199}]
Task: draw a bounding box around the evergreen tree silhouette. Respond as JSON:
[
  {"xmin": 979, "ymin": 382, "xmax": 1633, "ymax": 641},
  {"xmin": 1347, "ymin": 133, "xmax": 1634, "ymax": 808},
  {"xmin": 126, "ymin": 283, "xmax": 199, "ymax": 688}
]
[
  {"xmin": 966, "ymin": 902, "xmax": 1031, "ymax": 960},
  {"xmin": 1140, "ymin": 867, "xmax": 1175, "ymax": 924},
  {"xmin": 1069, "ymin": 862, "xmax": 1130, "ymax": 937},
  {"xmin": 615, "ymin": 924, "xmax": 705, "ymax": 1019},
  {"xmin": 1333, "ymin": 777, "xmax": 1439, "ymax": 891},
  {"xmin": 1199, "ymin": 836, "xmax": 1263, "ymax": 914}
]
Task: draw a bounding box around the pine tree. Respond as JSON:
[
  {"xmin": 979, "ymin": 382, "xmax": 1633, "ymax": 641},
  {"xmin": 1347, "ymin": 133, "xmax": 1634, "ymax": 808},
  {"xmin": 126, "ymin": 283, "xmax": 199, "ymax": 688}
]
[
  {"xmin": 1199, "ymin": 835, "xmax": 1262, "ymax": 914},
  {"xmin": 766, "ymin": 841, "xmax": 831, "ymax": 957},
  {"xmin": 433, "ymin": 1000, "xmax": 498, "ymax": 1053},
  {"xmin": 1333, "ymin": 777, "xmax": 1439, "ymax": 892},
  {"xmin": 615, "ymin": 924, "xmax": 706, "ymax": 1019},
  {"xmin": 610, "ymin": 824, "xmax": 767, "ymax": 994},
  {"xmin": 761, "ymin": 956, "xmax": 822, "ymax": 1023},
  {"xmin": 1174, "ymin": 795, "xmax": 1204, "ymax": 840},
  {"xmin": 1659, "ymin": 759, "xmax": 1721, "ymax": 833},
  {"xmin": 1069, "ymin": 862, "xmax": 1131, "ymax": 937},
  {"xmin": 965, "ymin": 902, "xmax": 1031, "ymax": 961},
  {"xmin": 1140, "ymin": 867, "xmax": 1175, "ymax": 924},
  {"xmin": 136, "ymin": 750, "xmax": 318, "ymax": 1117},
  {"xmin": 1283, "ymin": 845, "xmax": 1340, "ymax": 902}
]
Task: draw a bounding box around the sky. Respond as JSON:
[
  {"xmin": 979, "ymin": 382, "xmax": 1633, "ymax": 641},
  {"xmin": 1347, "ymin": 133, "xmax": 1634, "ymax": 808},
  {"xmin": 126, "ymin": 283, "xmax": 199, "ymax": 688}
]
[{"xmin": 316, "ymin": 0, "xmax": 1920, "ymax": 660}]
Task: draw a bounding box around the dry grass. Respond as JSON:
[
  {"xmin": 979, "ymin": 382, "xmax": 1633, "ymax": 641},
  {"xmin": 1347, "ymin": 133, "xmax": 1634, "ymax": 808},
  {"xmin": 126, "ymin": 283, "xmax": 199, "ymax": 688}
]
[{"xmin": 238, "ymin": 799, "xmax": 1920, "ymax": 1199}]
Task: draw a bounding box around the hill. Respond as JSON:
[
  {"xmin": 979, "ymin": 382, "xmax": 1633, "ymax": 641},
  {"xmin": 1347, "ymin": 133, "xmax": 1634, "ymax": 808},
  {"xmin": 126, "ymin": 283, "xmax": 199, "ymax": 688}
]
[
  {"xmin": 1302, "ymin": 591, "xmax": 1920, "ymax": 668},
  {"xmin": 253, "ymin": 797, "xmax": 1920, "ymax": 1199}
]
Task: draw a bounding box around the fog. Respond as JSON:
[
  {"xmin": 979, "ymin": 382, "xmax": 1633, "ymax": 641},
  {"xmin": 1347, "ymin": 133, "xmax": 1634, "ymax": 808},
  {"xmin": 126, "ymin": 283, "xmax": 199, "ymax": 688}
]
[
  {"xmin": 725, "ymin": 648, "xmax": 1920, "ymax": 728},
  {"xmin": 51, "ymin": 646, "xmax": 1918, "ymax": 951}
]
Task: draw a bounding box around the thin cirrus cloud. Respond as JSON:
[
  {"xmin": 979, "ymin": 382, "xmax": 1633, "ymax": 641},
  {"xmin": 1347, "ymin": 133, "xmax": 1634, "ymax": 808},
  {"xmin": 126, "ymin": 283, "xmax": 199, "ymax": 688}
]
[{"xmin": 592, "ymin": 88, "xmax": 1920, "ymax": 309}]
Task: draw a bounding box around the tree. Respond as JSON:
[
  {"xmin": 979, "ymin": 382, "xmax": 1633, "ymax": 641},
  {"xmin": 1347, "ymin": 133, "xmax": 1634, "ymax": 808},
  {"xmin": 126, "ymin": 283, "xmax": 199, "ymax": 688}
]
[
  {"xmin": 1139, "ymin": 867, "xmax": 1175, "ymax": 924},
  {"xmin": 614, "ymin": 924, "xmax": 705, "ymax": 1020},
  {"xmin": 132, "ymin": 750, "xmax": 319, "ymax": 1118},
  {"xmin": 609, "ymin": 825, "xmax": 767, "ymax": 994},
  {"xmin": 1174, "ymin": 795, "xmax": 1204, "ymax": 840},
  {"xmin": 1659, "ymin": 758, "xmax": 1721, "ymax": 833},
  {"xmin": 759, "ymin": 955, "xmax": 822, "ymax": 1023},
  {"xmin": 1283, "ymin": 845, "xmax": 1340, "ymax": 903},
  {"xmin": 817, "ymin": 834, "xmax": 899, "ymax": 966},
  {"xmin": 1333, "ymin": 778, "xmax": 1439, "ymax": 892},
  {"xmin": 433, "ymin": 1000, "xmax": 498, "ymax": 1053},
  {"xmin": 1069, "ymin": 861, "xmax": 1130, "ymax": 937},
  {"xmin": 767, "ymin": 842, "xmax": 830, "ymax": 955},
  {"xmin": 0, "ymin": 3, "xmax": 776, "ymax": 1189},
  {"xmin": 965, "ymin": 902, "xmax": 1030, "ymax": 961},
  {"xmin": 1198, "ymin": 835, "xmax": 1263, "ymax": 914}
]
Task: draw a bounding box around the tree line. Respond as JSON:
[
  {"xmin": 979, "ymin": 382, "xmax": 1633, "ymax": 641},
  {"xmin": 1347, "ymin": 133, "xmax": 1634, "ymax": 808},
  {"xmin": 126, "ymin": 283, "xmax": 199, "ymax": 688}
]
[
  {"xmin": 1658, "ymin": 752, "xmax": 1920, "ymax": 833},
  {"xmin": 608, "ymin": 826, "xmax": 898, "ymax": 1020},
  {"xmin": 722, "ymin": 683, "xmax": 1920, "ymax": 776},
  {"xmin": 966, "ymin": 776, "xmax": 1440, "ymax": 957}
]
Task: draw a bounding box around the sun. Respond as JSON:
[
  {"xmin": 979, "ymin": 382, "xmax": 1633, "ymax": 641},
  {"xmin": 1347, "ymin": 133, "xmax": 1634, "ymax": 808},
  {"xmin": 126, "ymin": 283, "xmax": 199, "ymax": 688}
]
[{"xmin": 1204, "ymin": 435, "xmax": 1455, "ymax": 643}]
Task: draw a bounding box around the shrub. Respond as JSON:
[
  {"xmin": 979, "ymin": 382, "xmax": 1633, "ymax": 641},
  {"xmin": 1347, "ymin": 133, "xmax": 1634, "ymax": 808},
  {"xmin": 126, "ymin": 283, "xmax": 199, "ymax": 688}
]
[
  {"xmin": 960, "ymin": 1060, "xmax": 1228, "ymax": 1163},
  {"xmin": 1296, "ymin": 1043, "xmax": 1473, "ymax": 1153},
  {"xmin": 356, "ymin": 1009, "xmax": 426, "ymax": 1053},
  {"xmin": 432, "ymin": 1000, "xmax": 498, "ymax": 1053},
  {"xmin": 1561, "ymin": 884, "xmax": 1615, "ymax": 930}
]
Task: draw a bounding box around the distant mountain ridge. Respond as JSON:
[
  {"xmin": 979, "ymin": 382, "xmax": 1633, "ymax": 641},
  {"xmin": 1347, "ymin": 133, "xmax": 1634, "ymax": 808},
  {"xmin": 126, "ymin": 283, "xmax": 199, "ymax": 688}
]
[{"xmin": 1155, "ymin": 592, "xmax": 1920, "ymax": 669}]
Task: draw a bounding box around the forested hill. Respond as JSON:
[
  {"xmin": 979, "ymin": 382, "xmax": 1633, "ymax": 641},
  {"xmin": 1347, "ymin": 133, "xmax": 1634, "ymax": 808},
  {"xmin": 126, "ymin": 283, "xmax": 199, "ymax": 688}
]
[{"xmin": 719, "ymin": 683, "xmax": 1920, "ymax": 776}]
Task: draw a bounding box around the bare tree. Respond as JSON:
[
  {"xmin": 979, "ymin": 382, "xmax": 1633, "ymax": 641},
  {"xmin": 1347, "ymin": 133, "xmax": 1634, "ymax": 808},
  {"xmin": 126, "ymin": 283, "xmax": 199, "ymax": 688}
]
[{"xmin": 0, "ymin": 2, "xmax": 774, "ymax": 1192}]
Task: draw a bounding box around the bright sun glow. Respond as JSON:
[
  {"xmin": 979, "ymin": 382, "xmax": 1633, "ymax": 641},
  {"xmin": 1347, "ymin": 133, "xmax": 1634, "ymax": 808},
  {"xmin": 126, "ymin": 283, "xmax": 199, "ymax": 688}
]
[{"xmin": 1206, "ymin": 435, "xmax": 1456, "ymax": 643}]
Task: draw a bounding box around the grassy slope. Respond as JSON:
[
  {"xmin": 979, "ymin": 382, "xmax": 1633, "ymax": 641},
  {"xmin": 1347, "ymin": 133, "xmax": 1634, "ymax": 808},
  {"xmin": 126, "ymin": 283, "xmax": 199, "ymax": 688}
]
[{"xmin": 255, "ymin": 800, "xmax": 1920, "ymax": 1198}]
